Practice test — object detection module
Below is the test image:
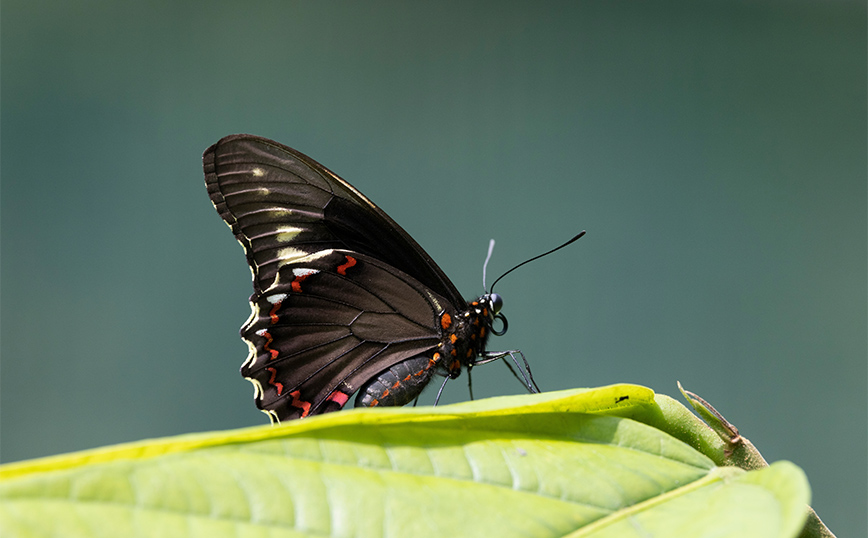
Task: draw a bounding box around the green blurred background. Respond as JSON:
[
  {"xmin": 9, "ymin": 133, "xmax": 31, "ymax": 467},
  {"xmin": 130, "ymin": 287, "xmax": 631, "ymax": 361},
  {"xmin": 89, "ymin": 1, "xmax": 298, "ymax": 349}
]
[{"xmin": 2, "ymin": 1, "xmax": 865, "ymax": 535}]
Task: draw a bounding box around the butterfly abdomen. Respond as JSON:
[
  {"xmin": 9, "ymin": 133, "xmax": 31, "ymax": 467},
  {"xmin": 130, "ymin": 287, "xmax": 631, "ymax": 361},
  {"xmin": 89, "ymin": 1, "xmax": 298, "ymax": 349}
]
[
  {"xmin": 354, "ymin": 354, "xmax": 438, "ymax": 407},
  {"xmin": 354, "ymin": 303, "xmax": 493, "ymax": 408}
]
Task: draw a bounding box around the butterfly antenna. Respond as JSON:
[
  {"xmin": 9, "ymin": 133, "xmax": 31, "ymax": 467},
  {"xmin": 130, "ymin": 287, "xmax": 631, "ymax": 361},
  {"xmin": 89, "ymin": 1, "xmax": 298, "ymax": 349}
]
[
  {"xmin": 489, "ymin": 231, "xmax": 586, "ymax": 293},
  {"xmin": 482, "ymin": 239, "xmax": 496, "ymax": 291}
]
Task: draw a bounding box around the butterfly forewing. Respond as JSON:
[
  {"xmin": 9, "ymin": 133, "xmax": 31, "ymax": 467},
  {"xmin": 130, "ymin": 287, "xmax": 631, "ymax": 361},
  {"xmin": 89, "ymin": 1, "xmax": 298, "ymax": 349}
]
[{"xmin": 205, "ymin": 135, "xmax": 464, "ymax": 304}]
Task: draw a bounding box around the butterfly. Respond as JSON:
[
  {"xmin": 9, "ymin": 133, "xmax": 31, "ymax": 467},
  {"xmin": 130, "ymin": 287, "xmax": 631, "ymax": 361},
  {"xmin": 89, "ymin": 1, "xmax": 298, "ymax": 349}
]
[{"xmin": 204, "ymin": 134, "xmax": 581, "ymax": 422}]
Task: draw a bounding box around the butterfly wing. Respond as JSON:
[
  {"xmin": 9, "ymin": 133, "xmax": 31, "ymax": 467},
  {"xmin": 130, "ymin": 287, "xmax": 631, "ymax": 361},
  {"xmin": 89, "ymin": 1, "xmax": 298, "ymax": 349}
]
[
  {"xmin": 205, "ymin": 134, "xmax": 465, "ymax": 304},
  {"xmin": 203, "ymin": 135, "xmax": 462, "ymax": 420}
]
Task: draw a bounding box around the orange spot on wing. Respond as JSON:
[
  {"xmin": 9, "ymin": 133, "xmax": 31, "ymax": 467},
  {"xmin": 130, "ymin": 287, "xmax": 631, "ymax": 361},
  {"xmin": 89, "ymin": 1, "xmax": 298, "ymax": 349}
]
[
  {"xmin": 289, "ymin": 390, "xmax": 312, "ymax": 417},
  {"xmin": 260, "ymin": 330, "xmax": 280, "ymax": 360},
  {"xmin": 337, "ymin": 255, "xmax": 357, "ymax": 275},
  {"xmin": 326, "ymin": 390, "xmax": 349, "ymax": 407},
  {"xmin": 440, "ymin": 313, "xmax": 452, "ymax": 330},
  {"xmin": 291, "ymin": 273, "xmax": 313, "ymax": 293},
  {"xmin": 450, "ymin": 334, "xmax": 457, "ymax": 344}
]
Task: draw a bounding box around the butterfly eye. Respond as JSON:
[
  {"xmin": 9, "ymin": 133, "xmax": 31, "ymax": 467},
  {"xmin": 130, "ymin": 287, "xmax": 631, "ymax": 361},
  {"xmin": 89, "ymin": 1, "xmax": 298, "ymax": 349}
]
[{"xmin": 489, "ymin": 293, "xmax": 504, "ymax": 315}]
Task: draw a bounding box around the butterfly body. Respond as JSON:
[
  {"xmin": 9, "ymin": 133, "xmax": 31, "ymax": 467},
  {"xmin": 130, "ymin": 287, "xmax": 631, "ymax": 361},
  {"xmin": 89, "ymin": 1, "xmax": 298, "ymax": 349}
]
[
  {"xmin": 204, "ymin": 135, "xmax": 505, "ymax": 422},
  {"xmin": 354, "ymin": 294, "xmax": 496, "ymax": 408}
]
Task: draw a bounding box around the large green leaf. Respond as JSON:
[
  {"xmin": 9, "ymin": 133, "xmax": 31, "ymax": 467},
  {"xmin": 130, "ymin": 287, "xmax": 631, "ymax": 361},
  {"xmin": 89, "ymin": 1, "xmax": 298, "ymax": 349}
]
[{"xmin": 0, "ymin": 385, "xmax": 810, "ymax": 537}]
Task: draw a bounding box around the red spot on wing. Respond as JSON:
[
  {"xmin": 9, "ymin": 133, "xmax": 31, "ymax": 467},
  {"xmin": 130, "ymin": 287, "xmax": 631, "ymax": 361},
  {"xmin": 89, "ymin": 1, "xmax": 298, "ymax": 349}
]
[
  {"xmin": 266, "ymin": 367, "xmax": 284, "ymax": 395},
  {"xmin": 268, "ymin": 300, "xmax": 282, "ymax": 324},
  {"xmin": 326, "ymin": 390, "xmax": 350, "ymax": 408},
  {"xmin": 260, "ymin": 330, "xmax": 279, "ymax": 360},
  {"xmin": 291, "ymin": 273, "xmax": 314, "ymax": 293},
  {"xmin": 440, "ymin": 313, "xmax": 452, "ymax": 330},
  {"xmin": 337, "ymin": 255, "xmax": 357, "ymax": 275},
  {"xmin": 289, "ymin": 390, "xmax": 312, "ymax": 417}
]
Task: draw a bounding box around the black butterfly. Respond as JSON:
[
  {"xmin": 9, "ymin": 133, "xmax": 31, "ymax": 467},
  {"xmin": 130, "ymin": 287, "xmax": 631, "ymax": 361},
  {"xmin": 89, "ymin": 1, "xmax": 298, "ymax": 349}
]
[{"xmin": 204, "ymin": 135, "xmax": 580, "ymax": 422}]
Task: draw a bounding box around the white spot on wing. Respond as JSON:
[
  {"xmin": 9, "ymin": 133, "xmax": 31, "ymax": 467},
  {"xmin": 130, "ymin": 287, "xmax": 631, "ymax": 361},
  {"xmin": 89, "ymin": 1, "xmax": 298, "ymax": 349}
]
[
  {"xmin": 266, "ymin": 293, "xmax": 288, "ymax": 304},
  {"xmin": 276, "ymin": 247, "xmax": 307, "ymax": 264},
  {"xmin": 293, "ymin": 268, "xmax": 319, "ymax": 278},
  {"xmin": 263, "ymin": 250, "xmax": 333, "ymax": 293},
  {"xmin": 245, "ymin": 376, "xmax": 264, "ymax": 400},
  {"xmin": 252, "ymin": 167, "xmax": 265, "ymax": 177},
  {"xmin": 274, "ymin": 226, "xmax": 303, "ymax": 242},
  {"xmin": 241, "ymin": 337, "xmax": 258, "ymax": 371},
  {"xmin": 240, "ymin": 301, "xmax": 260, "ymax": 371},
  {"xmin": 241, "ymin": 300, "xmax": 260, "ymax": 339}
]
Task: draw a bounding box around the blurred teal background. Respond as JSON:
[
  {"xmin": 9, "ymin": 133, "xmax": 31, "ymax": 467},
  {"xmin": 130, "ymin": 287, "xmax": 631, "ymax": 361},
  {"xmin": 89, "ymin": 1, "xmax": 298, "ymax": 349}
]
[{"xmin": 2, "ymin": 1, "xmax": 864, "ymax": 535}]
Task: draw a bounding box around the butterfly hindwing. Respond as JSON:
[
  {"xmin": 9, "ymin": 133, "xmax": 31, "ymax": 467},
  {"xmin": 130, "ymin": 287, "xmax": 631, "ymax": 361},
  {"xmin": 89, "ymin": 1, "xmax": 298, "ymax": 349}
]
[{"xmin": 242, "ymin": 250, "xmax": 454, "ymax": 420}]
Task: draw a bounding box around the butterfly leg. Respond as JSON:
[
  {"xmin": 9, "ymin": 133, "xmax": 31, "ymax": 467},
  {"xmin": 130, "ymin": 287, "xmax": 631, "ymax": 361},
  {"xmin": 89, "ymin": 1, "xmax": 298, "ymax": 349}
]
[
  {"xmin": 433, "ymin": 375, "xmax": 450, "ymax": 406},
  {"xmin": 478, "ymin": 349, "xmax": 541, "ymax": 394}
]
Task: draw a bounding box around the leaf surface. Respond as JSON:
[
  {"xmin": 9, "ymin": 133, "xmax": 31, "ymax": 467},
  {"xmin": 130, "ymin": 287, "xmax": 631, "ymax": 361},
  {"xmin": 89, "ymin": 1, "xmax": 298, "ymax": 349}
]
[{"xmin": 0, "ymin": 385, "xmax": 810, "ymax": 538}]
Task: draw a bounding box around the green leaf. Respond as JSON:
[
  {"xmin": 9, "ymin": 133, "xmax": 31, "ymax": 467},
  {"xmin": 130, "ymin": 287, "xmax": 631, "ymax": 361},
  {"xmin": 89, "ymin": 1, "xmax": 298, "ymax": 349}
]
[{"xmin": 0, "ymin": 385, "xmax": 810, "ymax": 538}]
